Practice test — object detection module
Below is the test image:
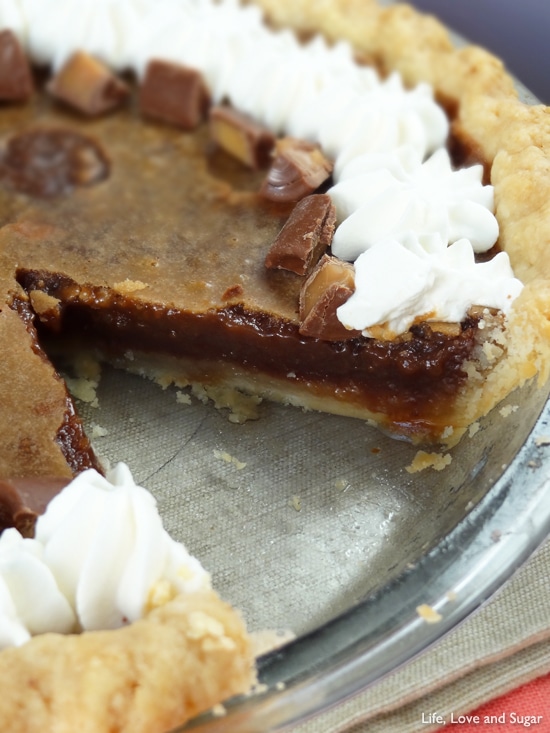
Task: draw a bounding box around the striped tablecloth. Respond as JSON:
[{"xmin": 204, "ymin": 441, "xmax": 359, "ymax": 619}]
[{"xmin": 295, "ymin": 539, "xmax": 550, "ymax": 732}]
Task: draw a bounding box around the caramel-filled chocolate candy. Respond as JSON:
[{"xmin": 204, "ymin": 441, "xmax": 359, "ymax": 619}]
[
  {"xmin": 260, "ymin": 137, "xmax": 333, "ymax": 202},
  {"xmin": 0, "ymin": 477, "xmax": 70, "ymax": 538},
  {"xmin": 265, "ymin": 194, "xmax": 336, "ymax": 276},
  {"xmin": 0, "ymin": 30, "xmax": 34, "ymax": 101},
  {"xmin": 299, "ymin": 254, "xmax": 360, "ymax": 341},
  {"xmin": 139, "ymin": 59, "xmax": 210, "ymax": 129},
  {"xmin": 47, "ymin": 51, "xmax": 129, "ymax": 116},
  {"xmin": 209, "ymin": 105, "xmax": 275, "ymax": 169},
  {"xmin": 0, "ymin": 128, "xmax": 111, "ymax": 197}
]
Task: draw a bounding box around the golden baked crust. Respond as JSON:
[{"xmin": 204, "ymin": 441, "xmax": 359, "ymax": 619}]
[
  {"xmin": 0, "ymin": 590, "xmax": 255, "ymax": 733},
  {"xmin": 252, "ymin": 0, "xmax": 550, "ymax": 444}
]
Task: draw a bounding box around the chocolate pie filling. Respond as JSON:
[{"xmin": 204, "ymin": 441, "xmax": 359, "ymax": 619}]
[
  {"xmin": 0, "ymin": 76, "xmax": 491, "ymax": 468},
  {"xmin": 18, "ymin": 269, "xmax": 481, "ymax": 430}
]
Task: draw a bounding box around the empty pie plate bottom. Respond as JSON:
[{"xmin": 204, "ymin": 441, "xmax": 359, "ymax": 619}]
[{"xmin": 76, "ymin": 364, "xmax": 550, "ymax": 732}]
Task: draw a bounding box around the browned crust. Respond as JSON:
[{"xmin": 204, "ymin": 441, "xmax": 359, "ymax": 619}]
[{"xmin": 0, "ymin": 590, "xmax": 255, "ymax": 733}]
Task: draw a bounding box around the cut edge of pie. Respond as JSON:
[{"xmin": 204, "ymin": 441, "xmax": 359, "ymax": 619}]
[
  {"xmin": 0, "ymin": 1, "xmax": 547, "ymax": 465},
  {"xmin": 0, "ymin": 0, "xmax": 548, "ymax": 478}
]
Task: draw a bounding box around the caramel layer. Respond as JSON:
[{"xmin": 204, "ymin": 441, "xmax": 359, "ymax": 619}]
[{"xmin": 19, "ymin": 269, "xmax": 479, "ymax": 434}]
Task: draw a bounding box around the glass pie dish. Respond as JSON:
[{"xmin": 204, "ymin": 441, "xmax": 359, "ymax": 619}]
[{"xmin": 26, "ymin": 3, "xmax": 548, "ymax": 731}]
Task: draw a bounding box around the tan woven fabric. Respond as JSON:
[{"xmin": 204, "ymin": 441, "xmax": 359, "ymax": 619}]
[{"xmin": 295, "ymin": 539, "xmax": 550, "ymax": 732}]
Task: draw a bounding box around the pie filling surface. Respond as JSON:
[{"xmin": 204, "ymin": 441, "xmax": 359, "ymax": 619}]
[{"xmin": 6, "ymin": 92, "xmax": 487, "ymax": 442}]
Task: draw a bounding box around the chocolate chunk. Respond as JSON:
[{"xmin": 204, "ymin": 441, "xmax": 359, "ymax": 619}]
[
  {"xmin": 0, "ymin": 127, "xmax": 110, "ymax": 197},
  {"xmin": 260, "ymin": 138, "xmax": 333, "ymax": 202},
  {"xmin": 209, "ymin": 106, "xmax": 275, "ymax": 169},
  {"xmin": 265, "ymin": 194, "xmax": 336, "ymax": 276},
  {"xmin": 0, "ymin": 30, "xmax": 34, "ymax": 101},
  {"xmin": 139, "ymin": 59, "xmax": 210, "ymax": 129},
  {"xmin": 299, "ymin": 254, "xmax": 360, "ymax": 341},
  {"xmin": 47, "ymin": 51, "xmax": 129, "ymax": 116},
  {"xmin": 0, "ymin": 477, "xmax": 70, "ymax": 538}
]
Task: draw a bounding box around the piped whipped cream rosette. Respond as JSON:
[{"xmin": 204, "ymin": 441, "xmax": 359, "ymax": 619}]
[
  {"xmin": 223, "ymin": 35, "xmax": 380, "ymax": 136},
  {"xmin": 0, "ymin": 463, "xmax": 210, "ymax": 647},
  {"xmin": 0, "ymin": 529, "xmax": 76, "ymax": 647},
  {"xmin": 330, "ymin": 147, "xmax": 499, "ymax": 261},
  {"xmin": 337, "ymin": 232, "xmax": 524, "ymax": 339},
  {"xmin": 327, "ymin": 73, "xmax": 449, "ymax": 174},
  {"xmin": 2, "ymin": 0, "xmax": 449, "ymax": 160},
  {"xmin": 328, "ymin": 145, "xmax": 521, "ymax": 336},
  {"xmin": 4, "ymin": 0, "xmax": 160, "ymax": 71}
]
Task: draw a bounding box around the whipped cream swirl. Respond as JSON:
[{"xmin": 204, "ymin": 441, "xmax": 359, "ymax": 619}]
[
  {"xmin": 330, "ymin": 147, "xmax": 499, "ymax": 260},
  {"xmin": 0, "ymin": 464, "xmax": 210, "ymax": 647},
  {"xmin": 337, "ymin": 232, "xmax": 523, "ymax": 338},
  {"xmin": 0, "ymin": 0, "xmax": 522, "ymax": 334},
  {"xmin": 0, "ymin": 529, "xmax": 75, "ymax": 648}
]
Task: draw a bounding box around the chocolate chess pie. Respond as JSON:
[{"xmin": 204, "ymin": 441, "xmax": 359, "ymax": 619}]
[{"xmin": 1, "ymin": 0, "xmax": 549, "ymax": 479}]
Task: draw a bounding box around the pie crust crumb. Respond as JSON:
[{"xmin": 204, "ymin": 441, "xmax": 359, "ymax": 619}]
[
  {"xmin": 0, "ymin": 591, "xmax": 255, "ymax": 733},
  {"xmin": 113, "ymin": 279, "xmax": 149, "ymax": 294},
  {"xmin": 406, "ymin": 451, "xmax": 453, "ymax": 473},
  {"xmin": 416, "ymin": 603, "xmax": 443, "ymax": 624}
]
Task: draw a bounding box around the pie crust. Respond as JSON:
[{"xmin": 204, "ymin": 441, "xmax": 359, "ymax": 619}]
[{"xmin": 0, "ymin": 590, "xmax": 254, "ymax": 733}]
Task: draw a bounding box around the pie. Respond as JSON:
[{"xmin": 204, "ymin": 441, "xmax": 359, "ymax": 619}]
[
  {"xmin": 1, "ymin": 1, "xmax": 550, "ymax": 478},
  {"xmin": 0, "ymin": 467, "xmax": 255, "ymax": 733},
  {"xmin": 0, "ymin": 0, "xmax": 549, "ymax": 730}
]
